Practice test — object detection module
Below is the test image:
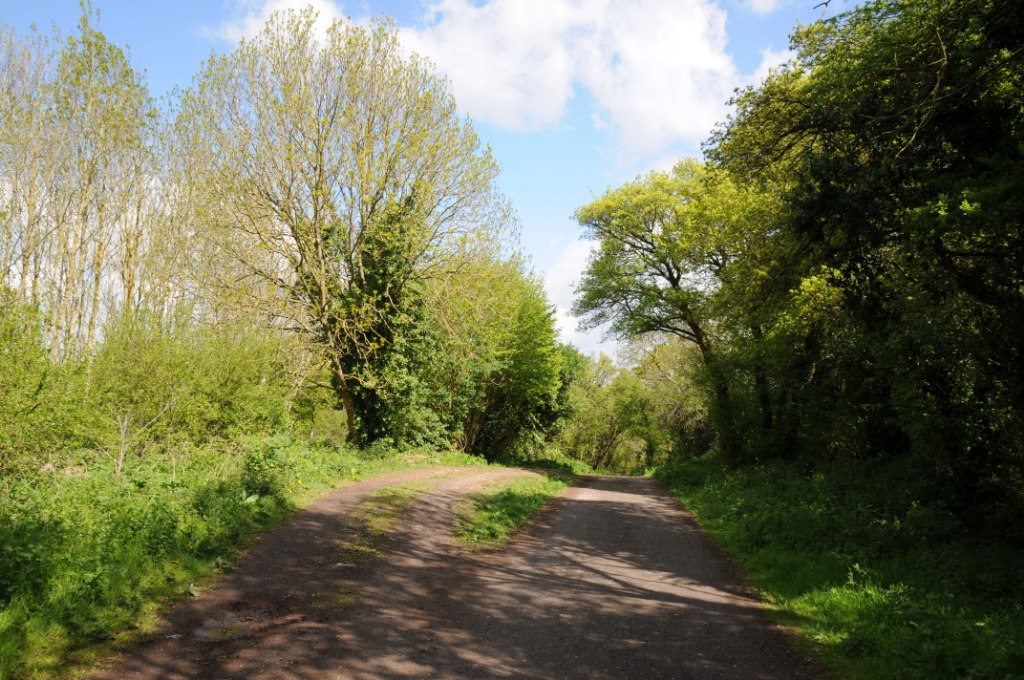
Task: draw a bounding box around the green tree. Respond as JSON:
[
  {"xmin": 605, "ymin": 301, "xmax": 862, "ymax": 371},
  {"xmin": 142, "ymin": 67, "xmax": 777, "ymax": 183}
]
[
  {"xmin": 708, "ymin": 0, "xmax": 1024, "ymax": 509},
  {"xmin": 424, "ymin": 257, "xmax": 564, "ymax": 458},
  {"xmin": 554, "ymin": 354, "xmax": 662, "ymax": 473},
  {"xmin": 573, "ymin": 159, "xmax": 778, "ymax": 461},
  {"xmin": 177, "ymin": 9, "xmax": 511, "ymax": 444},
  {"xmin": 0, "ymin": 6, "xmax": 158, "ymax": 358}
]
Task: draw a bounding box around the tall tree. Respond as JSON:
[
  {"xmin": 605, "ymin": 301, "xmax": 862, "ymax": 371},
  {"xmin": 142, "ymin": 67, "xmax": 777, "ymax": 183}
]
[
  {"xmin": 177, "ymin": 9, "xmax": 512, "ymax": 443},
  {"xmin": 573, "ymin": 159, "xmax": 778, "ymax": 461},
  {"xmin": 708, "ymin": 0, "xmax": 1024, "ymax": 502},
  {"xmin": 0, "ymin": 8, "xmax": 157, "ymax": 358}
]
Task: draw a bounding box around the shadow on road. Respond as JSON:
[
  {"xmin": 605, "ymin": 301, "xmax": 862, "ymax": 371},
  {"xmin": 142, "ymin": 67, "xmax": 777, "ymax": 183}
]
[{"xmin": 91, "ymin": 474, "xmax": 821, "ymax": 680}]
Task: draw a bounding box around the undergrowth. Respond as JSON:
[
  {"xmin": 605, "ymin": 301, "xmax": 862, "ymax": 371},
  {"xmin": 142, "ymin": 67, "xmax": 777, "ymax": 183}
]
[
  {"xmin": 454, "ymin": 473, "xmax": 570, "ymax": 549},
  {"xmin": 0, "ymin": 438, "xmax": 485, "ymax": 679},
  {"xmin": 655, "ymin": 455, "xmax": 1024, "ymax": 680},
  {"xmin": 496, "ymin": 447, "xmax": 599, "ymax": 476}
]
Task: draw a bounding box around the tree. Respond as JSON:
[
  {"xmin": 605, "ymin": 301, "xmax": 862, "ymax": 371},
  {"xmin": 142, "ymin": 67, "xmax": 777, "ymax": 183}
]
[
  {"xmin": 573, "ymin": 159, "xmax": 778, "ymax": 461},
  {"xmin": 461, "ymin": 267, "xmax": 564, "ymax": 458},
  {"xmin": 177, "ymin": 9, "xmax": 512, "ymax": 443},
  {"xmin": 707, "ymin": 0, "xmax": 1024, "ymax": 504},
  {"xmin": 553, "ymin": 352, "xmax": 670, "ymax": 473},
  {"xmin": 0, "ymin": 7, "xmax": 159, "ymax": 358},
  {"xmin": 419, "ymin": 256, "xmax": 564, "ymax": 457}
]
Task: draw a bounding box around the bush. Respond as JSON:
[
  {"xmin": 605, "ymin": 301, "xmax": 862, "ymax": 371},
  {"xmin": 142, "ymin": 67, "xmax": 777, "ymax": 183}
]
[
  {"xmin": 0, "ymin": 294, "xmax": 90, "ymax": 467},
  {"xmin": 91, "ymin": 313, "xmax": 293, "ymax": 450},
  {"xmin": 241, "ymin": 436, "xmax": 294, "ymax": 497}
]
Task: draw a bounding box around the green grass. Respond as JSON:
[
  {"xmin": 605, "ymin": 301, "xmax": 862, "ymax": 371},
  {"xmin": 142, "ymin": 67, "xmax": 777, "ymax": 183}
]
[
  {"xmin": 0, "ymin": 437, "xmax": 487, "ymax": 680},
  {"xmin": 454, "ymin": 473, "xmax": 570, "ymax": 549},
  {"xmin": 654, "ymin": 455, "xmax": 1024, "ymax": 680}
]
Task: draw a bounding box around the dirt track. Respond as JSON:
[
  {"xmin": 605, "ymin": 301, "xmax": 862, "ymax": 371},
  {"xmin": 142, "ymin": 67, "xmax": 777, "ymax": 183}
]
[{"xmin": 89, "ymin": 468, "xmax": 821, "ymax": 679}]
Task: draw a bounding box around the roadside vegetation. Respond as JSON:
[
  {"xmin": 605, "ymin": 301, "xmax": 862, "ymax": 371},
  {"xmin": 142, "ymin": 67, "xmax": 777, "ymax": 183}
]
[
  {"xmin": 0, "ymin": 434, "xmax": 485, "ymax": 679},
  {"xmin": 656, "ymin": 456, "xmax": 1024, "ymax": 679},
  {"xmin": 0, "ymin": 7, "xmax": 572, "ymax": 678},
  {"xmin": 454, "ymin": 475, "xmax": 571, "ymax": 550},
  {"xmin": 1, "ymin": 0, "xmax": 1021, "ymax": 678}
]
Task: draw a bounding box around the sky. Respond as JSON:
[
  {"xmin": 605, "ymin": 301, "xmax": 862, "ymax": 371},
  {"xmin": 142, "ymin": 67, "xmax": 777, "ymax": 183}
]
[{"xmin": 2, "ymin": 0, "xmax": 852, "ymax": 357}]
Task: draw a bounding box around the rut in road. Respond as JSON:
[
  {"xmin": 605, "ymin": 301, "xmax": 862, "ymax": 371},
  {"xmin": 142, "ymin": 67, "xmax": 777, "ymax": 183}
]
[{"xmin": 89, "ymin": 470, "xmax": 822, "ymax": 680}]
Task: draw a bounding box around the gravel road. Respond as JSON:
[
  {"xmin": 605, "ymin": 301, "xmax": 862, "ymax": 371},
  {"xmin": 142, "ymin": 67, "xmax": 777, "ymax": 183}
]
[{"xmin": 88, "ymin": 469, "xmax": 822, "ymax": 679}]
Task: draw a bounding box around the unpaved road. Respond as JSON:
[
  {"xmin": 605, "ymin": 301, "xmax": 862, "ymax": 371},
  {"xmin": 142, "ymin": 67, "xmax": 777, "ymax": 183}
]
[{"xmin": 89, "ymin": 468, "xmax": 821, "ymax": 679}]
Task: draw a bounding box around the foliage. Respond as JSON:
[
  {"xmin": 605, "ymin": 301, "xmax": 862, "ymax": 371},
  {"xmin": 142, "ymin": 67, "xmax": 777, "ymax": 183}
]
[
  {"xmin": 3, "ymin": 6, "xmax": 564, "ymax": 463},
  {"xmin": 554, "ymin": 354, "xmax": 651, "ymax": 473},
  {"xmin": 573, "ymin": 160, "xmax": 780, "ymax": 461},
  {"xmin": 461, "ymin": 269, "xmax": 565, "ymax": 459},
  {"xmin": 0, "ymin": 293, "xmax": 84, "ymax": 465},
  {"xmin": 501, "ymin": 449, "xmax": 598, "ymax": 476},
  {"xmin": 655, "ymin": 455, "xmax": 1024, "ymax": 680},
  {"xmin": 553, "ymin": 341, "xmax": 710, "ymax": 473},
  {"xmin": 91, "ymin": 312, "xmax": 293, "ymax": 449},
  {"xmin": 417, "ymin": 257, "xmax": 566, "ymax": 459},
  {"xmin": 0, "ymin": 305, "xmax": 296, "ymax": 474},
  {"xmin": 558, "ymin": 8, "xmax": 1024, "ymax": 676},
  {"xmin": 0, "ymin": 438, "xmax": 488, "ymax": 679},
  {"xmin": 0, "ymin": 7, "xmax": 162, "ymax": 359},
  {"xmin": 177, "ymin": 8, "xmax": 513, "ymax": 445},
  {"xmin": 703, "ymin": 0, "xmax": 1024, "ymax": 507},
  {"xmin": 569, "ymin": 0, "xmax": 1024, "ymax": 522}
]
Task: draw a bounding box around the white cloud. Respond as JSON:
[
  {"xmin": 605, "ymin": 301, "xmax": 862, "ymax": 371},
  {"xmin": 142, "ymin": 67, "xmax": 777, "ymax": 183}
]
[
  {"xmin": 402, "ymin": 0, "xmax": 739, "ymax": 160},
  {"xmin": 746, "ymin": 0, "xmax": 782, "ymax": 14},
  {"xmin": 401, "ymin": 0, "xmax": 579, "ymax": 130},
  {"xmin": 202, "ymin": 0, "xmax": 346, "ymax": 42},
  {"xmin": 543, "ymin": 237, "xmax": 592, "ymax": 312},
  {"xmin": 541, "ymin": 237, "xmax": 616, "ymax": 357},
  {"xmin": 751, "ymin": 45, "xmax": 794, "ymax": 84}
]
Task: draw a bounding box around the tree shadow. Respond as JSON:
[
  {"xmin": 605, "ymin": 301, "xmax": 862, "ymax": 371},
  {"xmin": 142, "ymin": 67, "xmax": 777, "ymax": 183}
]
[{"xmin": 89, "ymin": 472, "xmax": 824, "ymax": 679}]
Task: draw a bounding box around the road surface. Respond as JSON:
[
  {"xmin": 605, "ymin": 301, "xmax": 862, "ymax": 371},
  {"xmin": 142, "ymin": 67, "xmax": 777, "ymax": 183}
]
[{"xmin": 89, "ymin": 468, "xmax": 822, "ymax": 679}]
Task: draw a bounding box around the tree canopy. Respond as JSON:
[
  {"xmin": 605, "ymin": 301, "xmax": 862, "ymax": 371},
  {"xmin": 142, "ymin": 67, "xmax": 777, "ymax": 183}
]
[
  {"xmin": 176, "ymin": 10, "xmax": 515, "ymax": 444},
  {"xmin": 572, "ymin": 0, "xmax": 1024, "ymax": 518}
]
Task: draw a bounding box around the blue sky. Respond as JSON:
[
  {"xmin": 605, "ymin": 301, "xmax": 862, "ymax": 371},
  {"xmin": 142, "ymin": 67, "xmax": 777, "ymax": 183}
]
[{"xmin": 3, "ymin": 0, "xmax": 851, "ymax": 356}]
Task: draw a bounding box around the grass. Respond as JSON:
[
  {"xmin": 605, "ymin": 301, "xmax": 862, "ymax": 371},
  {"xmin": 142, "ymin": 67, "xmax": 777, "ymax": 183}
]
[
  {"xmin": 0, "ymin": 437, "xmax": 487, "ymax": 680},
  {"xmin": 654, "ymin": 455, "xmax": 1024, "ymax": 680},
  {"xmin": 454, "ymin": 473, "xmax": 570, "ymax": 549},
  {"xmin": 337, "ymin": 481, "xmax": 434, "ymax": 565}
]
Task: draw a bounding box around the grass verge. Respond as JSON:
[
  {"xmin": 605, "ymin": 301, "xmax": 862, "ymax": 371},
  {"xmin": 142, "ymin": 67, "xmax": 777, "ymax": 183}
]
[
  {"xmin": 454, "ymin": 473, "xmax": 570, "ymax": 550},
  {"xmin": 496, "ymin": 449, "xmax": 600, "ymax": 476},
  {"xmin": 654, "ymin": 455, "xmax": 1024, "ymax": 680},
  {"xmin": 0, "ymin": 437, "xmax": 486, "ymax": 679}
]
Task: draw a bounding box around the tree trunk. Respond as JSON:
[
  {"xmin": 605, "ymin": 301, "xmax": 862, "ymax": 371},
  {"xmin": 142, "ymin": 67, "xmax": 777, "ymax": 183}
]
[
  {"xmin": 751, "ymin": 324, "xmax": 774, "ymax": 433},
  {"xmin": 689, "ymin": 321, "xmax": 740, "ymax": 464},
  {"xmin": 330, "ymin": 356, "xmax": 358, "ymax": 444}
]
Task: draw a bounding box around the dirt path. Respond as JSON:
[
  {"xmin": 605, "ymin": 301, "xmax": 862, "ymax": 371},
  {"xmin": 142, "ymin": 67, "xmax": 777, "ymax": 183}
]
[{"xmin": 89, "ymin": 470, "xmax": 821, "ymax": 680}]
